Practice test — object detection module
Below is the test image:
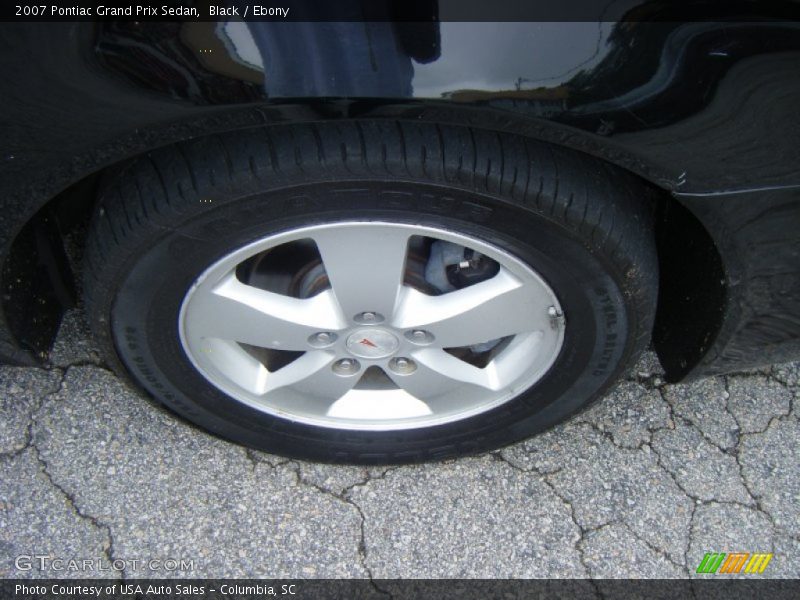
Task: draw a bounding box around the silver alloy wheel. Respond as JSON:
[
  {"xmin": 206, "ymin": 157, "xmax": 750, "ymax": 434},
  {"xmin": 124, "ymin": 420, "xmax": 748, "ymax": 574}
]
[{"xmin": 179, "ymin": 222, "xmax": 565, "ymax": 430}]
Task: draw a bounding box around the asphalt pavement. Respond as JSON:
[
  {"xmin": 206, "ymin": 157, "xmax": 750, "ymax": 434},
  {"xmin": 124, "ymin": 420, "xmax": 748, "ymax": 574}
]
[{"xmin": 1, "ymin": 308, "xmax": 798, "ymax": 579}]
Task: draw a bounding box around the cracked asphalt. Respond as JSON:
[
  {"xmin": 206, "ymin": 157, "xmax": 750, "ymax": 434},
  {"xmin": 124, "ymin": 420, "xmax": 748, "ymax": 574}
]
[{"xmin": 1, "ymin": 308, "xmax": 798, "ymax": 580}]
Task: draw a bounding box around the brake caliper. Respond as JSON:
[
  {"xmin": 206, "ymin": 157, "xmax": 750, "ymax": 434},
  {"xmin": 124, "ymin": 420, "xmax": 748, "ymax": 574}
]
[{"xmin": 424, "ymin": 241, "xmax": 503, "ymax": 354}]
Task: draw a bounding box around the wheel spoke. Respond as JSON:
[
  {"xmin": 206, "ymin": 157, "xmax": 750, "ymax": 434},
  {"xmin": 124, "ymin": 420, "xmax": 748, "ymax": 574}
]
[
  {"xmin": 393, "ymin": 268, "xmax": 552, "ymax": 348},
  {"xmin": 312, "ymin": 224, "xmax": 411, "ymax": 321},
  {"xmin": 264, "ymin": 351, "xmax": 358, "ymax": 398},
  {"xmin": 183, "ymin": 273, "xmax": 345, "ymax": 351},
  {"xmin": 483, "ymin": 331, "xmax": 545, "ymax": 390},
  {"xmin": 259, "ymin": 351, "xmax": 363, "ymax": 416},
  {"xmin": 385, "ymin": 348, "xmax": 494, "ymax": 405}
]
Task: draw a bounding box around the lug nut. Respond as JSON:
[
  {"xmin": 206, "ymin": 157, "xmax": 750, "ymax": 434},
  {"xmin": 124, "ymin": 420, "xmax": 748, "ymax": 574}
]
[
  {"xmin": 309, "ymin": 331, "xmax": 337, "ymax": 347},
  {"xmin": 405, "ymin": 329, "xmax": 434, "ymax": 345},
  {"xmin": 389, "ymin": 357, "xmax": 417, "ymax": 375},
  {"xmin": 354, "ymin": 311, "xmax": 385, "ymax": 324},
  {"xmin": 332, "ymin": 358, "xmax": 360, "ymax": 376}
]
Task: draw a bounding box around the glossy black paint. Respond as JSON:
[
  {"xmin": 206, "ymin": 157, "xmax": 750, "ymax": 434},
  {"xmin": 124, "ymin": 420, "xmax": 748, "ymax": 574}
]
[
  {"xmin": 668, "ymin": 188, "xmax": 800, "ymax": 379},
  {"xmin": 1, "ymin": 9, "xmax": 799, "ymax": 380}
]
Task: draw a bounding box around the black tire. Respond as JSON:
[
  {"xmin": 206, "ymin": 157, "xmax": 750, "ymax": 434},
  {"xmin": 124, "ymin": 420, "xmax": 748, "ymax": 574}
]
[{"xmin": 83, "ymin": 121, "xmax": 657, "ymax": 464}]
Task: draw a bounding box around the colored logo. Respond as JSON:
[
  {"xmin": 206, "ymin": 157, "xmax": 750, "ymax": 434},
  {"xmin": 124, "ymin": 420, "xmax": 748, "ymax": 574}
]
[
  {"xmin": 696, "ymin": 552, "xmax": 773, "ymax": 574},
  {"xmin": 345, "ymin": 328, "xmax": 400, "ymax": 359}
]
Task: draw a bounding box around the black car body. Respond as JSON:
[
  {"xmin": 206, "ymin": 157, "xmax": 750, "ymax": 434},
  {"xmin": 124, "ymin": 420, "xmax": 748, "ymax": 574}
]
[{"xmin": 1, "ymin": 2, "xmax": 799, "ymax": 461}]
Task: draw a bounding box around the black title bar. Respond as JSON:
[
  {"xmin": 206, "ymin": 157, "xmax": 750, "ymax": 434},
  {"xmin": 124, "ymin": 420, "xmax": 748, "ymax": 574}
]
[
  {"xmin": 3, "ymin": 579, "xmax": 800, "ymax": 600},
  {"xmin": 4, "ymin": 0, "xmax": 800, "ymax": 22}
]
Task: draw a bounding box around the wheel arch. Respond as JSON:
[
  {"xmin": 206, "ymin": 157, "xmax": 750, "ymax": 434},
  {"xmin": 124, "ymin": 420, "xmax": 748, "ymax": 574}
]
[{"xmin": 1, "ymin": 104, "xmax": 726, "ymax": 382}]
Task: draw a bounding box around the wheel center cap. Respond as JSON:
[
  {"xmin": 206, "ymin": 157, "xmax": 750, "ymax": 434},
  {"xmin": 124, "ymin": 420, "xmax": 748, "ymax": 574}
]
[{"xmin": 345, "ymin": 328, "xmax": 400, "ymax": 359}]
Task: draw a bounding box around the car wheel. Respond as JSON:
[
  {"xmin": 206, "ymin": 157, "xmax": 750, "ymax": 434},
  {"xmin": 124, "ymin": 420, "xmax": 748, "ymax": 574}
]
[{"xmin": 84, "ymin": 121, "xmax": 657, "ymax": 463}]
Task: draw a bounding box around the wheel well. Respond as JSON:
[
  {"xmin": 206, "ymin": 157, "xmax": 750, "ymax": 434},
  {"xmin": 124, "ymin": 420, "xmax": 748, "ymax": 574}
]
[
  {"xmin": 652, "ymin": 195, "xmax": 727, "ymax": 381},
  {"xmin": 1, "ymin": 172, "xmax": 98, "ymax": 360},
  {"xmin": 2, "ymin": 120, "xmax": 727, "ymax": 378}
]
